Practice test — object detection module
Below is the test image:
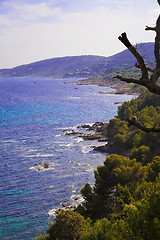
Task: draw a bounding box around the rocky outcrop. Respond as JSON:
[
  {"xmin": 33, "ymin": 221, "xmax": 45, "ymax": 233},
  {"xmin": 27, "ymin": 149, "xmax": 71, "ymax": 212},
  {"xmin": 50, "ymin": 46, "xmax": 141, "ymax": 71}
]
[
  {"xmin": 62, "ymin": 122, "xmax": 109, "ymax": 153},
  {"xmin": 48, "ymin": 194, "xmax": 84, "ymax": 217},
  {"xmin": 79, "ymin": 122, "xmax": 108, "ymax": 142},
  {"xmin": 64, "ymin": 130, "xmax": 83, "ymax": 136},
  {"xmin": 93, "ymin": 144, "xmax": 109, "ymax": 153}
]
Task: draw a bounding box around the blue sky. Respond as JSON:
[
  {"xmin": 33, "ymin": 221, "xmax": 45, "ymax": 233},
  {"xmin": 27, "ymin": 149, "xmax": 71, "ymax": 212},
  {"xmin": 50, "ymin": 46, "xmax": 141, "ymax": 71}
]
[{"xmin": 0, "ymin": 0, "xmax": 159, "ymax": 68}]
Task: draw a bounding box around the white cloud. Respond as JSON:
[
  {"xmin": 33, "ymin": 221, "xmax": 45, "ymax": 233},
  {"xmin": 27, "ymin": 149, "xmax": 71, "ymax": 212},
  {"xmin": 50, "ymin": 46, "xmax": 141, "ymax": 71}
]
[
  {"xmin": 0, "ymin": 1, "xmax": 62, "ymax": 26},
  {"xmin": 0, "ymin": 0, "xmax": 158, "ymax": 68},
  {"xmin": 93, "ymin": 0, "xmax": 134, "ymax": 6}
]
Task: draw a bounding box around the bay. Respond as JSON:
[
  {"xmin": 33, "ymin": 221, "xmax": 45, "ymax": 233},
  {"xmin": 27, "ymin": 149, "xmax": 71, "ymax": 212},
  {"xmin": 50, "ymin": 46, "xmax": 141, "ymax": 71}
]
[{"xmin": 0, "ymin": 77, "xmax": 134, "ymax": 239}]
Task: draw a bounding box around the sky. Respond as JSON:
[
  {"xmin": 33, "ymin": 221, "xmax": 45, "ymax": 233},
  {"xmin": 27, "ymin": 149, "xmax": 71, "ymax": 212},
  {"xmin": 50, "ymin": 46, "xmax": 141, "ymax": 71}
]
[{"xmin": 0, "ymin": 0, "xmax": 159, "ymax": 68}]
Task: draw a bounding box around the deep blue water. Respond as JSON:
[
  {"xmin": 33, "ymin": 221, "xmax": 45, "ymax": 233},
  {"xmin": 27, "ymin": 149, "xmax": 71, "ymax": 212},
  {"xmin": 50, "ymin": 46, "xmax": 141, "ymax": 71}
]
[{"xmin": 0, "ymin": 77, "xmax": 134, "ymax": 239}]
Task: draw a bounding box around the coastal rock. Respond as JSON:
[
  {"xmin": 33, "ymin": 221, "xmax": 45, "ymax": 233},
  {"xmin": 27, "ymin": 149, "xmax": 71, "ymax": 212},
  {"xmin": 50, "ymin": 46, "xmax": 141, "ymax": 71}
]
[
  {"xmin": 63, "ymin": 122, "xmax": 109, "ymax": 153},
  {"xmin": 82, "ymin": 133, "xmax": 102, "ymax": 140},
  {"xmin": 93, "ymin": 144, "xmax": 109, "ymax": 153},
  {"xmin": 61, "ymin": 194, "xmax": 84, "ymax": 209},
  {"xmin": 79, "ymin": 124, "xmax": 93, "ymax": 130},
  {"xmin": 79, "ymin": 122, "xmax": 108, "ymax": 131},
  {"xmin": 29, "ymin": 163, "xmax": 51, "ymax": 171},
  {"xmin": 48, "ymin": 194, "xmax": 84, "ymax": 217},
  {"xmin": 82, "ymin": 133, "xmax": 108, "ymax": 141},
  {"xmin": 114, "ymin": 101, "xmax": 122, "ymax": 104},
  {"xmin": 79, "ymin": 122, "xmax": 108, "ymax": 141},
  {"xmin": 64, "ymin": 130, "xmax": 83, "ymax": 136}
]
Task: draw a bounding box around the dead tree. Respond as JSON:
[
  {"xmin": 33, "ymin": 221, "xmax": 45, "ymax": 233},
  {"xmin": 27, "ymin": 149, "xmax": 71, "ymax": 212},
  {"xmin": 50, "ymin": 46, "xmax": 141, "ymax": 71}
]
[{"xmin": 115, "ymin": 0, "xmax": 160, "ymax": 132}]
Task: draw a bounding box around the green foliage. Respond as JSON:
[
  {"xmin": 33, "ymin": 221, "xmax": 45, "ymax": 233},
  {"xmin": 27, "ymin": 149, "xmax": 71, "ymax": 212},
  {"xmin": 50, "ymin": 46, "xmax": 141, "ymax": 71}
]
[
  {"xmin": 107, "ymin": 119, "xmax": 128, "ymax": 137},
  {"xmin": 107, "ymin": 93, "xmax": 160, "ymax": 155},
  {"xmin": 147, "ymin": 156, "xmax": 160, "ymax": 182},
  {"xmin": 129, "ymin": 145, "xmax": 152, "ymax": 165},
  {"xmin": 114, "ymin": 176, "xmax": 160, "ymax": 240},
  {"xmin": 116, "ymin": 184, "xmax": 133, "ymax": 211},
  {"xmin": 41, "ymin": 178, "xmax": 160, "ymax": 240},
  {"xmin": 118, "ymin": 93, "xmax": 160, "ymax": 121},
  {"xmin": 133, "ymin": 131, "xmax": 160, "ymax": 153},
  {"xmin": 102, "ymin": 66, "xmax": 142, "ymax": 83},
  {"xmin": 79, "ymin": 178, "xmax": 160, "ymax": 239},
  {"xmin": 81, "ymin": 218, "xmax": 113, "ymax": 240},
  {"xmin": 95, "ymin": 155, "xmax": 146, "ymax": 193},
  {"xmin": 42, "ymin": 209, "xmax": 91, "ymax": 240},
  {"xmin": 77, "ymin": 183, "xmax": 103, "ymax": 220},
  {"xmin": 136, "ymin": 106, "xmax": 160, "ymax": 127},
  {"xmin": 35, "ymin": 229, "xmax": 47, "ymax": 240},
  {"xmin": 78, "ymin": 155, "xmax": 146, "ymax": 221},
  {"xmin": 107, "ymin": 119, "xmax": 133, "ymax": 153}
]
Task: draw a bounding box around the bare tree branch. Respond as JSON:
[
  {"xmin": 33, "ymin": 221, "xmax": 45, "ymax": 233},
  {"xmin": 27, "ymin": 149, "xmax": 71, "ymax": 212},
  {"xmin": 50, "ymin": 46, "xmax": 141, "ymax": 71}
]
[
  {"xmin": 127, "ymin": 116, "xmax": 160, "ymax": 132},
  {"xmin": 115, "ymin": 2, "xmax": 160, "ymax": 132},
  {"xmin": 118, "ymin": 32, "xmax": 148, "ymax": 79},
  {"xmin": 145, "ymin": 26, "xmax": 156, "ymax": 31},
  {"xmin": 113, "ymin": 75, "xmax": 145, "ymax": 85},
  {"xmin": 154, "ymin": 15, "xmax": 160, "ymax": 69},
  {"xmin": 146, "ymin": 15, "xmax": 160, "ymax": 69},
  {"xmin": 115, "ymin": 13, "xmax": 160, "ymax": 95},
  {"xmin": 135, "ymin": 63, "xmax": 155, "ymax": 73}
]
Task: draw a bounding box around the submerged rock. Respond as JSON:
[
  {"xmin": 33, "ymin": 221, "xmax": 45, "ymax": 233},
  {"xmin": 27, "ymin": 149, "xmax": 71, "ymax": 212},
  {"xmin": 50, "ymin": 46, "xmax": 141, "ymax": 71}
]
[{"xmin": 29, "ymin": 163, "xmax": 51, "ymax": 171}]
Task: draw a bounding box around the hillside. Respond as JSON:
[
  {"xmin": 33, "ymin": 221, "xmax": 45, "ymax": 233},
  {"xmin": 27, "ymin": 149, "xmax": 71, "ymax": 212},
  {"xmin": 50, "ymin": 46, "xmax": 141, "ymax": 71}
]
[
  {"xmin": 0, "ymin": 55, "xmax": 107, "ymax": 78},
  {"xmin": 0, "ymin": 42, "xmax": 154, "ymax": 78}
]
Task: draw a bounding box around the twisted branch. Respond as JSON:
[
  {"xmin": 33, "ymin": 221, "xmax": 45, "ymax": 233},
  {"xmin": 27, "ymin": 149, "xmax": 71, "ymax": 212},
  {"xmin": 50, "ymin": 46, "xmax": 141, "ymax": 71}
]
[
  {"xmin": 115, "ymin": 1, "xmax": 160, "ymax": 132},
  {"xmin": 127, "ymin": 117, "xmax": 160, "ymax": 133},
  {"xmin": 116, "ymin": 12, "xmax": 160, "ymax": 95}
]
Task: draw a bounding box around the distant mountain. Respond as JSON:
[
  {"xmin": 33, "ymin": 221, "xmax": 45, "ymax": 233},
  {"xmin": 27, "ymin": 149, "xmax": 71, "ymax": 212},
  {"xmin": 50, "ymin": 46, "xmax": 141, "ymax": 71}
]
[{"xmin": 0, "ymin": 42, "xmax": 154, "ymax": 78}]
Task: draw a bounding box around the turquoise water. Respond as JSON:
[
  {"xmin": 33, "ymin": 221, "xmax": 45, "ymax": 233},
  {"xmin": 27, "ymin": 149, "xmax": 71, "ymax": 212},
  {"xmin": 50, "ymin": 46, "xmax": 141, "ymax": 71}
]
[{"xmin": 0, "ymin": 77, "xmax": 134, "ymax": 239}]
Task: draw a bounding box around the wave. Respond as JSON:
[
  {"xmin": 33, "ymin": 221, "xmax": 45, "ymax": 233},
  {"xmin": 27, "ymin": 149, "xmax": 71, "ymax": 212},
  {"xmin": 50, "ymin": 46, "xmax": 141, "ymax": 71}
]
[
  {"xmin": 81, "ymin": 145, "xmax": 93, "ymax": 154},
  {"xmin": 29, "ymin": 166, "xmax": 52, "ymax": 171},
  {"xmin": 1, "ymin": 139, "xmax": 17, "ymax": 143},
  {"xmin": 68, "ymin": 96, "xmax": 81, "ymax": 100},
  {"xmin": 27, "ymin": 149, "xmax": 39, "ymax": 153},
  {"xmin": 74, "ymin": 137, "xmax": 84, "ymax": 143},
  {"xmin": 48, "ymin": 194, "xmax": 84, "ymax": 218},
  {"xmin": 54, "ymin": 134, "xmax": 61, "ymax": 137},
  {"xmin": 48, "ymin": 208, "xmax": 58, "ymax": 218},
  {"xmin": 59, "ymin": 142, "xmax": 74, "ymax": 147},
  {"xmin": 24, "ymin": 153, "xmax": 54, "ymax": 158}
]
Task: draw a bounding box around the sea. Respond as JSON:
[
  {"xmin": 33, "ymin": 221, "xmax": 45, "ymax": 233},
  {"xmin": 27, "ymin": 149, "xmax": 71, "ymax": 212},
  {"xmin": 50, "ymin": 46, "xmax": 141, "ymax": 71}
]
[{"xmin": 0, "ymin": 77, "xmax": 134, "ymax": 239}]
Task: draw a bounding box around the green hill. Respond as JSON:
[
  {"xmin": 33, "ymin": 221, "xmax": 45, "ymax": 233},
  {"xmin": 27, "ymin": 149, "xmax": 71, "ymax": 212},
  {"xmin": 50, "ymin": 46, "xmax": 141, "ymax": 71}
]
[{"xmin": 0, "ymin": 42, "xmax": 154, "ymax": 78}]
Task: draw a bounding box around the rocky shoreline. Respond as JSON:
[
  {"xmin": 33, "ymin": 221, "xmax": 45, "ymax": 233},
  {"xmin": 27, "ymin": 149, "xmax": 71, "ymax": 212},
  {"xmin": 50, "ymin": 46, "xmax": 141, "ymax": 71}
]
[
  {"xmin": 48, "ymin": 122, "xmax": 113, "ymax": 217},
  {"xmin": 64, "ymin": 122, "xmax": 110, "ymax": 153},
  {"xmin": 65, "ymin": 78, "xmax": 139, "ymax": 96}
]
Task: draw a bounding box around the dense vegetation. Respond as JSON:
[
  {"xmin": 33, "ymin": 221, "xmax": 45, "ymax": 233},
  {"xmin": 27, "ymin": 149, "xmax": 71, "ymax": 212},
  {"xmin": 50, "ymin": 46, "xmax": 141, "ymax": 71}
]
[
  {"xmin": 87, "ymin": 64, "xmax": 157, "ymax": 94},
  {"xmin": 106, "ymin": 92, "xmax": 160, "ymax": 155},
  {"xmin": 35, "ymin": 91, "xmax": 160, "ymax": 240}
]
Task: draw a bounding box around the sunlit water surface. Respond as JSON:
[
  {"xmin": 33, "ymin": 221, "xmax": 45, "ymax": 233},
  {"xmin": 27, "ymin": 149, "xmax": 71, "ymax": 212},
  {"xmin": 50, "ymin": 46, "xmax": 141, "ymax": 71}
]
[{"xmin": 0, "ymin": 77, "xmax": 134, "ymax": 239}]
